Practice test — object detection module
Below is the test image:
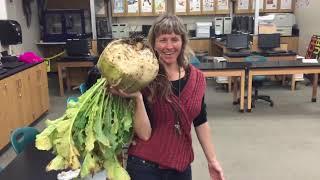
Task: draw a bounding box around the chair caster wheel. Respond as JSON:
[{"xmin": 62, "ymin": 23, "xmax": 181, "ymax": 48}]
[
  {"xmin": 270, "ymin": 102, "xmax": 274, "ymax": 107},
  {"xmin": 239, "ymin": 109, "xmax": 244, "ymax": 113},
  {"xmin": 246, "ymin": 109, "xmax": 252, "ymax": 112}
]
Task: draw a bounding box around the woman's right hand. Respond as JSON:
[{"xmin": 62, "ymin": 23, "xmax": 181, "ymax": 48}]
[{"xmin": 109, "ymin": 86, "xmax": 142, "ymax": 100}]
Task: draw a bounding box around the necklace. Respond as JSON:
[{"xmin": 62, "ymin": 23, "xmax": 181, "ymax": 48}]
[{"xmin": 174, "ymin": 68, "xmax": 182, "ymax": 136}]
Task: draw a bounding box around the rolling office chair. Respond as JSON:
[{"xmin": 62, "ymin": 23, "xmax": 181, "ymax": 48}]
[
  {"xmin": 10, "ymin": 127, "xmax": 39, "ymax": 154},
  {"xmin": 245, "ymin": 55, "xmax": 274, "ymax": 108}
]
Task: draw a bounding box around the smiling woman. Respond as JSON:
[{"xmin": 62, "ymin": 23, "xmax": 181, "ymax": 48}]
[{"xmin": 122, "ymin": 13, "xmax": 226, "ymax": 180}]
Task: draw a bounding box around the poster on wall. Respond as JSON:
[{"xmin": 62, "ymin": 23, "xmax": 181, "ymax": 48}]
[
  {"xmin": 280, "ymin": 0, "xmax": 292, "ymax": 9},
  {"xmin": 176, "ymin": 0, "xmax": 187, "ymax": 13},
  {"xmin": 155, "ymin": 0, "xmax": 166, "ymax": 13},
  {"xmin": 266, "ymin": 0, "xmax": 278, "ymax": 9},
  {"xmin": 305, "ymin": 35, "xmax": 320, "ymax": 59},
  {"xmin": 238, "ymin": 0, "xmax": 249, "ymax": 10},
  {"xmin": 189, "ymin": 0, "xmax": 201, "ymax": 12},
  {"xmin": 202, "ymin": 0, "xmax": 215, "ymax": 12},
  {"xmin": 127, "ymin": 0, "xmax": 139, "ymax": 13},
  {"xmin": 252, "ymin": 0, "xmax": 264, "ymax": 10},
  {"xmin": 217, "ymin": 0, "xmax": 228, "ymax": 10},
  {"xmin": 141, "ymin": 0, "xmax": 153, "ymax": 13},
  {"xmin": 113, "ymin": 0, "xmax": 125, "ymax": 13}
]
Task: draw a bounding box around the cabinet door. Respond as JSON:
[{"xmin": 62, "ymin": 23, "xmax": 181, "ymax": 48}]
[
  {"xmin": 175, "ymin": 0, "xmax": 188, "ymax": 15},
  {"xmin": 127, "ymin": 0, "xmax": 140, "ymax": 16},
  {"xmin": 154, "ymin": 0, "xmax": 167, "ymax": 15},
  {"xmin": 216, "ymin": 0, "xmax": 230, "ymax": 14},
  {"xmin": 202, "ymin": 0, "xmax": 215, "ymax": 15},
  {"xmin": 250, "ymin": 0, "xmax": 264, "ymax": 13},
  {"xmin": 188, "ymin": 0, "xmax": 202, "ymax": 15},
  {"xmin": 38, "ymin": 63, "xmax": 50, "ymax": 114},
  {"xmin": 28, "ymin": 63, "xmax": 50, "ymax": 121},
  {"xmin": 141, "ymin": 0, "xmax": 154, "ymax": 16},
  {"xmin": 0, "ymin": 78, "xmax": 13, "ymax": 149},
  {"xmin": 16, "ymin": 71, "xmax": 34, "ymax": 126},
  {"xmin": 235, "ymin": 0, "xmax": 250, "ymax": 14},
  {"xmin": 112, "ymin": 0, "xmax": 126, "ymax": 17},
  {"xmin": 264, "ymin": 0, "xmax": 278, "ymax": 12},
  {"xmin": 3, "ymin": 74, "xmax": 25, "ymax": 129},
  {"xmin": 278, "ymin": 0, "xmax": 294, "ymax": 12}
]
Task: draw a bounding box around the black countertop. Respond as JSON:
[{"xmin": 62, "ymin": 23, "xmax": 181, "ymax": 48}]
[
  {"xmin": 195, "ymin": 60, "xmax": 320, "ymax": 71},
  {"xmin": 0, "ymin": 62, "xmax": 42, "ymax": 81},
  {"xmin": 0, "ymin": 143, "xmax": 58, "ymax": 180}
]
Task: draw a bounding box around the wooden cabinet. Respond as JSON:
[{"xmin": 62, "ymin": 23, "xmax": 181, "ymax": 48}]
[
  {"xmin": 234, "ymin": 0, "xmax": 295, "ymax": 14},
  {"xmin": 112, "ymin": 0, "xmax": 167, "ymax": 17},
  {"xmin": 264, "ymin": 0, "xmax": 295, "ymax": 12},
  {"xmin": 174, "ymin": 0, "xmax": 230, "ymax": 15},
  {"xmin": 0, "ymin": 63, "xmax": 49, "ymax": 150},
  {"xmin": 215, "ymin": 0, "xmax": 230, "ymax": 14},
  {"xmin": 189, "ymin": 38, "xmax": 211, "ymax": 54},
  {"xmin": 0, "ymin": 78, "xmax": 13, "ymax": 149},
  {"xmin": 234, "ymin": 0, "xmax": 251, "ymax": 14},
  {"xmin": 112, "ymin": 0, "xmax": 126, "ymax": 17},
  {"xmin": 278, "ymin": 0, "xmax": 295, "ymax": 12}
]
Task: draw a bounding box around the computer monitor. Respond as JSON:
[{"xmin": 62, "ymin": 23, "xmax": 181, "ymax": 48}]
[
  {"xmin": 66, "ymin": 39, "xmax": 90, "ymax": 56},
  {"xmin": 142, "ymin": 25, "xmax": 151, "ymax": 37},
  {"xmin": 258, "ymin": 33, "xmax": 280, "ymax": 50},
  {"xmin": 226, "ymin": 34, "xmax": 249, "ymax": 50}
]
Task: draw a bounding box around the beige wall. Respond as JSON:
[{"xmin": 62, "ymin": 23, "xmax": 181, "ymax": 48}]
[{"xmin": 295, "ymin": 0, "xmax": 320, "ymax": 56}]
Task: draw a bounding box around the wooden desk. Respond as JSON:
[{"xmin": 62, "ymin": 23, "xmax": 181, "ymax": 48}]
[
  {"xmin": 197, "ymin": 63, "xmax": 246, "ymax": 112},
  {"xmin": 211, "ymin": 39, "xmax": 228, "ymax": 57},
  {"xmin": 225, "ymin": 55, "xmax": 297, "ymax": 62},
  {"xmin": 247, "ymin": 61, "xmax": 320, "ymax": 112},
  {"xmin": 57, "ymin": 60, "xmax": 94, "ymax": 96},
  {"xmin": 225, "ymin": 54, "xmax": 298, "ymax": 91}
]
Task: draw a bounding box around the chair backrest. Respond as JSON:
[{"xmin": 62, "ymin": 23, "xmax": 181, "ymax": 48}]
[
  {"xmin": 244, "ymin": 55, "xmax": 267, "ymax": 62},
  {"xmin": 10, "ymin": 127, "xmax": 39, "ymax": 154},
  {"xmin": 79, "ymin": 83, "xmax": 87, "ymax": 94},
  {"xmin": 244, "ymin": 55, "xmax": 267, "ymax": 81}
]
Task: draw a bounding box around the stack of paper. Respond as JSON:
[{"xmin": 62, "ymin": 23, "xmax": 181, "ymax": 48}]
[{"xmin": 302, "ymin": 59, "xmax": 318, "ymax": 63}]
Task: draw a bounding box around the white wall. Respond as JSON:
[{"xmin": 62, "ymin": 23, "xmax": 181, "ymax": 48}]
[
  {"xmin": 295, "ymin": 0, "xmax": 320, "ymax": 55},
  {"xmin": 2, "ymin": 0, "xmax": 40, "ymax": 56}
]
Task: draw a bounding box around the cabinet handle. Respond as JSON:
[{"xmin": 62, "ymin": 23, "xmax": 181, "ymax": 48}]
[{"xmin": 17, "ymin": 79, "xmax": 22, "ymax": 88}]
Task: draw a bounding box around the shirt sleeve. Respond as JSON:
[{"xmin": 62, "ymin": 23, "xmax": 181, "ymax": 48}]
[{"xmin": 193, "ymin": 96, "xmax": 207, "ymax": 127}]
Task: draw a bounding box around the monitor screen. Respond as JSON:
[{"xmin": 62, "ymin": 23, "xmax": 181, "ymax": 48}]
[
  {"xmin": 66, "ymin": 39, "xmax": 90, "ymax": 56},
  {"xmin": 258, "ymin": 33, "xmax": 280, "ymax": 49},
  {"xmin": 142, "ymin": 25, "xmax": 151, "ymax": 37},
  {"xmin": 226, "ymin": 34, "xmax": 249, "ymax": 50}
]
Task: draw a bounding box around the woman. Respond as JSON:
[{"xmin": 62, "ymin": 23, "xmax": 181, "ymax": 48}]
[{"xmin": 111, "ymin": 14, "xmax": 224, "ymax": 180}]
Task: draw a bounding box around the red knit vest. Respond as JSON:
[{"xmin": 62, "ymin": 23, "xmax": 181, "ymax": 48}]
[{"xmin": 128, "ymin": 65, "xmax": 206, "ymax": 171}]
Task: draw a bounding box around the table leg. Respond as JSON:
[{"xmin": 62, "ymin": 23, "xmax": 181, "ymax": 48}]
[
  {"xmin": 57, "ymin": 63, "xmax": 64, "ymax": 97},
  {"xmin": 66, "ymin": 68, "xmax": 71, "ymax": 91},
  {"xmin": 312, "ymin": 73, "xmax": 318, "ymax": 102},
  {"xmin": 240, "ymin": 71, "xmax": 245, "ymax": 112},
  {"xmin": 291, "ymin": 74, "xmax": 296, "ymax": 91},
  {"xmin": 228, "ymin": 77, "xmax": 232, "ymax": 93},
  {"xmin": 247, "ymin": 71, "xmax": 253, "ymax": 112},
  {"xmin": 232, "ymin": 77, "xmax": 238, "ymax": 103}
]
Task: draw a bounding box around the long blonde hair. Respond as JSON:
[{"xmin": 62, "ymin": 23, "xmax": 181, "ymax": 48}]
[{"xmin": 146, "ymin": 13, "xmax": 193, "ymax": 102}]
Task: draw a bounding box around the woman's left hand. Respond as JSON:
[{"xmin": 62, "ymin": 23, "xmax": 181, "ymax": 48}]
[{"xmin": 208, "ymin": 159, "xmax": 225, "ymax": 180}]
